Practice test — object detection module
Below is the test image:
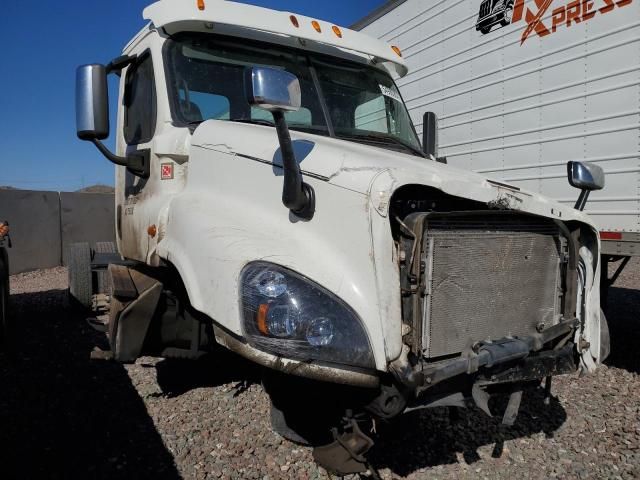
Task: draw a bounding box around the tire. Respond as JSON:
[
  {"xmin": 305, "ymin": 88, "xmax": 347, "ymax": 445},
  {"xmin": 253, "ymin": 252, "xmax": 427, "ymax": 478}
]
[
  {"xmin": 95, "ymin": 242, "xmax": 116, "ymax": 296},
  {"xmin": 68, "ymin": 242, "xmax": 92, "ymax": 309},
  {"xmin": 480, "ymin": 25, "xmax": 491, "ymax": 34},
  {"xmin": 501, "ymin": 2, "xmax": 514, "ymax": 26},
  {"xmin": 0, "ymin": 248, "xmax": 9, "ymax": 347}
]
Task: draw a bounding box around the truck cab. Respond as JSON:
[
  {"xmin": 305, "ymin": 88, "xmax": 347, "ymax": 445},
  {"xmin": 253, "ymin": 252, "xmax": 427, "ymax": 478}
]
[
  {"xmin": 476, "ymin": 0, "xmax": 514, "ymax": 34},
  {"xmin": 75, "ymin": 0, "xmax": 608, "ymax": 474}
]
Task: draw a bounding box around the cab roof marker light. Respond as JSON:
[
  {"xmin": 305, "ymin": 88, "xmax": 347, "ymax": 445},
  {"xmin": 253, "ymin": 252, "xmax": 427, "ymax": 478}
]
[
  {"xmin": 197, "ymin": 0, "xmax": 205, "ymax": 11},
  {"xmin": 290, "ymin": 15, "xmax": 300, "ymax": 28},
  {"xmin": 312, "ymin": 21, "xmax": 322, "ymax": 33},
  {"xmin": 391, "ymin": 45, "xmax": 403, "ymax": 57},
  {"xmin": 332, "ymin": 26, "xmax": 343, "ymax": 38}
]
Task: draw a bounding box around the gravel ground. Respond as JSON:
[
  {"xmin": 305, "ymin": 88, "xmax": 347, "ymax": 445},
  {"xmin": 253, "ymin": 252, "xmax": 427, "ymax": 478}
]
[{"xmin": 0, "ymin": 260, "xmax": 638, "ymax": 479}]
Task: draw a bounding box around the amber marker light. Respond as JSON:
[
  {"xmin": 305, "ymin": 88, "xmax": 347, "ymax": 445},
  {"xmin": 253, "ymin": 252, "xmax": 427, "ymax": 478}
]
[
  {"xmin": 197, "ymin": 0, "xmax": 205, "ymax": 11},
  {"xmin": 332, "ymin": 26, "xmax": 343, "ymax": 38},
  {"xmin": 257, "ymin": 304, "xmax": 270, "ymax": 335},
  {"xmin": 391, "ymin": 45, "xmax": 403, "ymax": 57},
  {"xmin": 147, "ymin": 225, "xmax": 157, "ymax": 238},
  {"xmin": 312, "ymin": 20, "xmax": 322, "ymax": 33},
  {"xmin": 290, "ymin": 15, "xmax": 300, "ymax": 28}
]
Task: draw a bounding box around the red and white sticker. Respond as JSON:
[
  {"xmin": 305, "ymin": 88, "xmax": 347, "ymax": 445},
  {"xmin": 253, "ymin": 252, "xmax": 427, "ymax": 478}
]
[{"xmin": 161, "ymin": 163, "xmax": 174, "ymax": 180}]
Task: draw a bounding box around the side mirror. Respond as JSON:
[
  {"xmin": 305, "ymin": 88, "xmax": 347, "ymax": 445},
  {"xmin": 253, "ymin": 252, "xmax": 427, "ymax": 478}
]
[
  {"xmin": 422, "ymin": 111, "xmax": 438, "ymax": 159},
  {"xmin": 567, "ymin": 161, "xmax": 605, "ymax": 211},
  {"xmin": 245, "ymin": 67, "xmax": 314, "ymax": 220},
  {"xmin": 76, "ymin": 64, "xmax": 110, "ymax": 141},
  {"xmin": 567, "ymin": 161, "xmax": 605, "ymax": 191},
  {"xmin": 422, "ymin": 112, "xmax": 446, "ymax": 163},
  {"xmin": 245, "ymin": 67, "xmax": 302, "ymax": 113},
  {"xmin": 75, "ymin": 60, "xmax": 149, "ymax": 179}
]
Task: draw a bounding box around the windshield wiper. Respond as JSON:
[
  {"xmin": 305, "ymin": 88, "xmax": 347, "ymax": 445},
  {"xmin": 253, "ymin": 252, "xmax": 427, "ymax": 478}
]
[
  {"xmin": 186, "ymin": 119, "xmax": 275, "ymax": 127},
  {"xmin": 336, "ymin": 132, "xmax": 425, "ymax": 158}
]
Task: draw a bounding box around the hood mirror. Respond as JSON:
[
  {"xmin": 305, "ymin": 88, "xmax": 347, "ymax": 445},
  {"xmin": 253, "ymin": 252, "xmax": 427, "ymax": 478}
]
[
  {"xmin": 245, "ymin": 67, "xmax": 302, "ymax": 113},
  {"xmin": 567, "ymin": 161, "xmax": 605, "ymax": 211},
  {"xmin": 422, "ymin": 112, "xmax": 447, "ymax": 164},
  {"xmin": 245, "ymin": 67, "xmax": 314, "ymax": 220}
]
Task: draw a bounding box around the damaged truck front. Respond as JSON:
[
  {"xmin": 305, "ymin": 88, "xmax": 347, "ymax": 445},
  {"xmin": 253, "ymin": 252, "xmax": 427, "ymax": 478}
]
[{"xmin": 73, "ymin": 0, "xmax": 609, "ymax": 474}]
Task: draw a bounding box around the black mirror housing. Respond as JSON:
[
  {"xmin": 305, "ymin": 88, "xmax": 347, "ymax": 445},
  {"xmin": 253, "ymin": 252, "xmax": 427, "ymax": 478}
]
[
  {"xmin": 76, "ymin": 64, "xmax": 110, "ymax": 141},
  {"xmin": 423, "ymin": 111, "xmax": 438, "ymax": 159}
]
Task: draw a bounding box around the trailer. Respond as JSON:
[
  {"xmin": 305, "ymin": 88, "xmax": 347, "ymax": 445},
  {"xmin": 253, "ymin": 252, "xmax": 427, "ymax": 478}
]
[{"xmin": 354, "ymin": 0, "xmax": 640, "ymax": 301}]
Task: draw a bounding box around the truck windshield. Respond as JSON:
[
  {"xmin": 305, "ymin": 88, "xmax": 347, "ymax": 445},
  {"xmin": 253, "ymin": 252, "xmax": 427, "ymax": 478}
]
[{"xmin": 164, "ymin": 35, "xmax": 423, "ymax": 157}]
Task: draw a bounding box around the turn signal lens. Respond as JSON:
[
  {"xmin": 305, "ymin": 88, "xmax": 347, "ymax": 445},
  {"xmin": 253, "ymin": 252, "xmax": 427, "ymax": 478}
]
[
  {"xmin": 391, "ymin": 45, "xmax": 403, "ymax": 57},
  {"xmin": 332, "ymin": 26, "xmax": 343, "ymax": 38},
  {"xmin": 197, "ymin": 0, "xmax": 205, "ymax": 11},
  {"xmin": 290, "ymin": 15, "xmax": 300, "ymax": 28},
  {"xmin": 312, "ymin": 21, "xmax": 322, "ymax": 33},
  {"xmin": 257, "ymin": 304, "xmax": 270, "ymax": 335}
]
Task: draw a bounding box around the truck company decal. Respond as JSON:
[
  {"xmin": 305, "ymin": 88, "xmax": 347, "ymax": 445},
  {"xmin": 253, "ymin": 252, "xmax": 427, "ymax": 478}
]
[
  {"xmin": 476, "ymin": 0, "xmax": 633, "ymax": 44},
  {"xmin": 161, "ymin": 163, "xmax": 174, "ymax": 180}
]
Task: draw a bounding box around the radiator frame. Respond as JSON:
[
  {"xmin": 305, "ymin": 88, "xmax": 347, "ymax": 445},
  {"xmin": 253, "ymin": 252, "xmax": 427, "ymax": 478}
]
[{"xmin": 399, "ymin": 210, "xmax": 579, "ymax": 359}]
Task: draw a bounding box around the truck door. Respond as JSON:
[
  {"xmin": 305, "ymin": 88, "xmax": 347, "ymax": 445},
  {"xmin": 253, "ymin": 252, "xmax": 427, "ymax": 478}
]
[{"xmin": 117, "ymin": 51, "xmax": 157, "ymax": 261}]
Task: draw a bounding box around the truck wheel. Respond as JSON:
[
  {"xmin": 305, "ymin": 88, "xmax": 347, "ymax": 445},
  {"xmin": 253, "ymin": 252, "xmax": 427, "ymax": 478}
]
[
  {"xmin": 0, "ymin": 248, "xmax": 9, "ymax": 346},
  {"xmin": 501, "ymin": 2, "xmax": 514, "ymax": 26},
  {"xmin": 480, "ymin": 25, "xmax": 491, "ymax": 34},
  {"xmin": 68, "ymin": 242, "xmax": 92, "ymax": 309},
  {"xmin": 95, "ymin": 241, "xmax": 116, "ymax": 296}
]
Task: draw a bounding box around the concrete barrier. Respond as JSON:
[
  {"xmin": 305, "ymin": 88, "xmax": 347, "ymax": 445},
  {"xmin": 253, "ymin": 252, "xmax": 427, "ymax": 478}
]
[
  {"xmin": 0, "ymin": 190, "xmax": 115, "ymax": 275},
  {"xmin": 60, "ymin": 192, "xmax": 115, "ymax": 265}
]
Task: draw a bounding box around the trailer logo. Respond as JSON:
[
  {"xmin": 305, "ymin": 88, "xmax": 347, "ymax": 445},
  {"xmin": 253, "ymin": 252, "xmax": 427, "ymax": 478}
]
[
  {"xmin": 476, "ymin": 0, "xmax": 633, "ymax": 44},
  {"xmin": 161, "ymin": 163, "xmax": 174, "ymax": 180}
]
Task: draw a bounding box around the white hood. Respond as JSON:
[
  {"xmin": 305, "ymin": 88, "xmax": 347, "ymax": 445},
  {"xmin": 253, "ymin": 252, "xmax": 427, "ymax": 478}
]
[{"xmin": 192, "ymin": 121, "xmax": 596, "ymax": 227}]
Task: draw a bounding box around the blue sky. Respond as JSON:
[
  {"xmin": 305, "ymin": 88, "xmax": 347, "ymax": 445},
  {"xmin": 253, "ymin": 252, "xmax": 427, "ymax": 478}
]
[{"xmin": 0, "ymin": 0, "xmax": 385, "ymax": 192}]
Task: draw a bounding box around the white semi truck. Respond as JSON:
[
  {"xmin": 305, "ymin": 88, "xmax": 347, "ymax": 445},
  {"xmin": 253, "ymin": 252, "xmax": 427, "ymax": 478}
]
[
  {"xmin": 74, "ymin": 0, "xmax": 609, "ymax": 473},
  {"xmin": 354, "ymin": 0, "xmax": 640, "ymax": 305}
]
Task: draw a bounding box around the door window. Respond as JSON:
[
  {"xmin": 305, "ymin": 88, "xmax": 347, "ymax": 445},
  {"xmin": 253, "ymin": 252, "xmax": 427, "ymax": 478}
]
[{"xmin": 124, "ymin": 52, "xmax": 157, "ymax": 145}]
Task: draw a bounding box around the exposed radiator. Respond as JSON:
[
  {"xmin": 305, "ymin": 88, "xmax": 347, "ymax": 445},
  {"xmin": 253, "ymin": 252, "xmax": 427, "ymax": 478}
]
[{"xmin": 422, "ymin": 214, "xmax": 564, "ymax": 358}]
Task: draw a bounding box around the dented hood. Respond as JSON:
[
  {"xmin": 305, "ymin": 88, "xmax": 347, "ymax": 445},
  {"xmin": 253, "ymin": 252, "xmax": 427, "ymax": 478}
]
[{"xmin": 191, "ymin": 121, "xmax": 596, "ymax": 226}]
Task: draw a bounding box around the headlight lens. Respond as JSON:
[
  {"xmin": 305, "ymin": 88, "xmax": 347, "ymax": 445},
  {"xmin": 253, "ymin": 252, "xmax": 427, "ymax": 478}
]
[{"xmin": 240, "ymin": 263, "xmax": 374, "ymax": 369}]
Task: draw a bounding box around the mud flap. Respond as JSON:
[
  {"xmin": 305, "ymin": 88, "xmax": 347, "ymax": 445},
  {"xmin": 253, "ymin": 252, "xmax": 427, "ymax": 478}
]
[
  {"xmin": 109, "ymin": 266, "xmax": 163, "ymax": 362},
  {"xmin": 472, "ymin": 384, "xmax": 492, "ymax": 417},
  {"xmin": 502, "ymin": 390, "xmax": 523, "ymax": 426},
  {"xmin": 313, "ymin": 419, "xmax": 375, "ymax": 476}
]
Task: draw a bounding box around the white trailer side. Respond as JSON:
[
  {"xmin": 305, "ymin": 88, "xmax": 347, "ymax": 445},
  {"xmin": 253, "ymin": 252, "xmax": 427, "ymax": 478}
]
[{"xmin": 355, "ymin": 0, "xmax": 640, "ymax": 263}]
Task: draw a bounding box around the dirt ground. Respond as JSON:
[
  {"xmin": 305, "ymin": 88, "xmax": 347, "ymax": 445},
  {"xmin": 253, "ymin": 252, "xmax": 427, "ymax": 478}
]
[{"xmin": 0, "ymin": 260, "xmax": 638, "ymax": 479}]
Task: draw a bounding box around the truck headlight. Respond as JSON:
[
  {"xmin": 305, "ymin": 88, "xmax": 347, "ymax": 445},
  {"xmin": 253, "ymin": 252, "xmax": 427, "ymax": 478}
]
[{"xmin": 240, "ymin": 263, "xmax": 374, "ymax": 369}]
